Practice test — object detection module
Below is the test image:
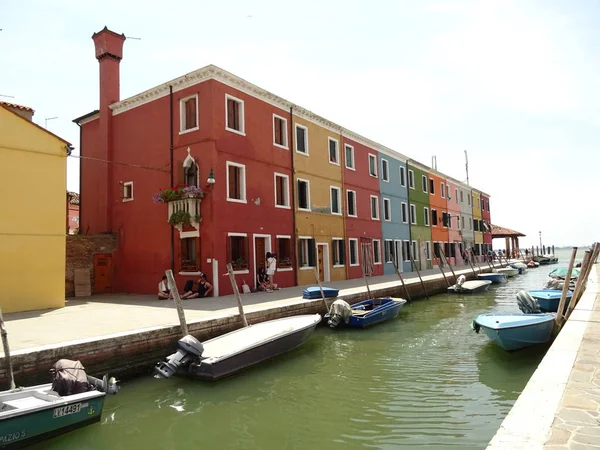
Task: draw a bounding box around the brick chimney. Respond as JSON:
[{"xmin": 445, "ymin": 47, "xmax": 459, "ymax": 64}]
[{"xmin": 92, "ymin": 27, "xmax": 126, "ymax": 231}]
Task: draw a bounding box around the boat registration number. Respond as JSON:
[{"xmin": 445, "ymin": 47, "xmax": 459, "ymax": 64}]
[
  {"xmin": 0, "ymin": 431, "xmax": 26, "ymax": 443},
  {"xmin": 53, "ymin": 403, "xmax": 82, "ymax": 418}
]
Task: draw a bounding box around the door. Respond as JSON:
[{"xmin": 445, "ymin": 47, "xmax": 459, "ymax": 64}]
[
  {"xmin": 394, "ymin": 240, "xmax": 403, "ymax": 272},
  {"xmin": 317, "ymin": 243, "xmax": 330, "ymax": 282},
  {"xmin": 254, "ymin": 236, "xmax": 267, "ymax": 289},
  {"xmin": 93, "ymin": 253, "xmax": 112, "ymax": 294}
]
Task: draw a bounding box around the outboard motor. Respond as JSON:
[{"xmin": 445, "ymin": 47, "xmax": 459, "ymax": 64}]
[
  {"xmin": 454, "ymin": 275, "xmax": 466, "ymax": 292},
  {"xmin": 544, "ymin": 278, "xmax": 564, "ymax": 290},
  {"xmin": 517, "ymin": 290, "xmax": 541, "ymax": 314},
  {"xmin": 87, "ymin": 374, "xmax": 120, "ymax": 395},
  {"xmin": 154, "ymin": 335, "xmax": 205, "ymax": 379},
  {"xmin": 327, "ymin": 299, "xmax": 353, "ymax": 328}
]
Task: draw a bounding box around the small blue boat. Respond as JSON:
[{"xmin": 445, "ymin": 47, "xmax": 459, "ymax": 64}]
[
  {"xmin": 527, "ymin": 289, "xmax": 572, "ymax": 312},
  {"xmin": 472, "ymin": 313, "xmax": 556, "ymax": 351},
  {"xmin": 302, "ymin": 286, "xmax": 339, "ymax": 299},
  {"xmin": 325, "ymin": 297, "xmax": 407, "ymax": 328},
  {"xmin": 477, "ymin": 273, "xmax": 507, "ymax": 284}
]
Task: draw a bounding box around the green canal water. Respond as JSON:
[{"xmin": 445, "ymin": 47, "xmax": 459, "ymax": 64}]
[{"xmin": 35, "ymin": 251, "xmax": 579, "ymax": 450}]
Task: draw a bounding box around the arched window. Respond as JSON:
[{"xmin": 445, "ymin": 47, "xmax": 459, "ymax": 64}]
[{"xmin": 185, "ymin": 162, "xmax": 198, "ymax": 187}]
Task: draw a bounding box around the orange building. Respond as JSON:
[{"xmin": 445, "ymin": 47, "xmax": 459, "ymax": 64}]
[{"xmin": 428, "ymin": 172, "xmax": 449, "ymax": 265}]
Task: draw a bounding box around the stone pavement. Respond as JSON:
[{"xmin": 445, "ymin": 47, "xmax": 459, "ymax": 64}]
[{"xmin": 1, "ymin": 263, "xmax": 485, "ymax": 355}]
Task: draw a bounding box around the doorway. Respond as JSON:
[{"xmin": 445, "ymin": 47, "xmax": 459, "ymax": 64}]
[
  {"xmin": 253, "ymin": 234, "xmax": 271, "ymax": 289},
  {"xmin": 93, "ymin": 253, "xmax": 113, "ymax": 294},
  {"xmin": 316, "ymin": 243, "xmax": 330, "ymax": 282},
  {"xmin": 394, "ymin": 240, "xmax": 403, "ymax": 272}
]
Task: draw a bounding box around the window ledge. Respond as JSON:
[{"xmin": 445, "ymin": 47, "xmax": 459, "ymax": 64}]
[
  {"xmin": 123, "ymin": 198, "xmax": 134, "ymax": 203},
  {"xmin": 275, "ymin": 204, "xmax": 291, "ymax": 210},
  {"xmin": 374, "ymin": 262, "xmax": 382, "ymax": 265},
  {"xmin": 225, "ymin": 269, "xmax": 249, "ymax": 275},
  {"xmin": 347, "ymin": 214, "xmax": 358, "ymax": 218},
  {"xmin": 329, "ymin": 160, "xmax": 340, "ymax": 166},
  {"xmin": 179, "ymin": 271, "xmax": 201, "ymax": 276},
  {"xmin": 274, "ymin": 143, "xmax": 289, "ymax": 150},
  {"xmin": 298, "ymin": 207, "xmax": 311, "ymax": 212},
  {"xmin": 277, "ymin": 267, "xmax": 294, "ymax": 272},
  {"xmin": 349, "ymin": 263, "xmax": 360, "ymax": 267},
  {"xmin": 179, "ymin": 126, "xmax": 199, "ymax": 135},
  {"xmin": 227, "ymin": 198, "xmax": 247, "ymax": 204},
  {"xmin": 333, "ymin": 264, "xmax": 345, "ymax": 269},
  {"xmin": 345, "ymin": 166, "xmax": 356, "ymax": 171},
  {"xmin": 295, "ymin": 150, "xmax": 309, "ymax": 156},
  {"xmin": 299, "ymin": 266, "xmax": 315, "ymax": 271},
  {"xmin": 226, "ymin": 127, "xmax": 246, "ymax": 136}
]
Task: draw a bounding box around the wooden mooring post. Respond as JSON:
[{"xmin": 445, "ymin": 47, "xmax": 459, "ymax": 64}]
[
  {"xmin": 409, "ymin": 255, "xmax": 429, "ymax": 299},
  {"xmin": 165, "ymin": 269, "xmax": 189, "ymax": 336},
  {"xmin": 564, "ymin": 242, "xmax": 600, "ymax": 322},
  {"xmin": 0, "ymin": 309, "xmax": 15, "ymax": 390},
  {"xmin": 313, "ymin": 268, "xmax": 330, "ymax": 312},
  {"xmin": 391, "ymin": 257, "xmax": 412, "ymax": 303},
  {"xmin": 226, "ymin": 263, "xmax": 249, "ymax": 327},
  {"xmin": 555, "ymin": 247, "xmax": 578, "ymax": 327},
  {"xmin": 440, "ymin": 248, "xmax": 458, "ymax": 284}
]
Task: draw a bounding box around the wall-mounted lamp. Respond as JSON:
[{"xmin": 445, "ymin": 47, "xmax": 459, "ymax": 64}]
[{"xmin": 207, "ymin": 168, "xmax": 215, "ymax": 185}]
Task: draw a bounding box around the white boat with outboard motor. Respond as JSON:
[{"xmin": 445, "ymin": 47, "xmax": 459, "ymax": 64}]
[{"xmin": 448, "ymin": 275, "xmax": 492, "ymax": 294}]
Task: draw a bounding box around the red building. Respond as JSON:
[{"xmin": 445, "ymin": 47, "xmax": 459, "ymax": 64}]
[
  {"xmin": 481, "ymin": 193, "xmax": 492, "ymax": 250},
  {"xmin": 66, "ymin": 191, "xmax": 80, "ymax": 234},
  {"xmin": 75, "ymin": 27, "xmax": 295, "ymax": 296}
]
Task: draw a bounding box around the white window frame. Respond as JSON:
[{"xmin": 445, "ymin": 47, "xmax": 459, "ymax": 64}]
[
  {"xmin": 328, "ymin": 137, "xmax": 340, "ymax": 166},
  {"xmin": 332, "ymin": 238, "xmax": 345, "ymax": 268},
  {"xmin": 401, "ymin": 202, "xmax": 408, "ymax": 224},
  {"xmin": 381, "ymin": 159, "xmax": 389, "ymax": 182},
  {"xmin": 346, "ymin": 189, "xmax": 357, "ymax": 218},
  {"xmin": 275, "ymin": 235, "xmax": 293, "ymax": 272},
  {"xmin": 272, "ymin": 114, "xmax": 288, "ymax": 149},
  {"xmin": 227, "ymin": 232, "xmax": 250, "ymax": 274},
  {"xmin": 349, "ymin": 238, "xmax": 359, "ymax": 266},
  {"xmin": 370, "ymin": 195, "xmax": 380, "ymax": 220},
  {"xmin": 225, "ymin": 94, "xmax": 245, "ymax": 135},
  {"xmin": 446, "ymin": 184, "xmax": 450, "ymax": 199},
  {"xmin": 425, "ymin": 241, "xmax": 432, "ymax": 260},
  {"xmin": 368, "ymin": 153, "xmax": 378, "ymax": 178},
  {"xmin": 179, "ymin": 94, "xmax": 199, "ymax": 134},
  {"xmin": 298, "ymin": 236, "xmax": 315, "ymax": 269},
  {"xmin": 422, "ymin": 175, "xmax": 428, "ymax": 193},
  {"xmin": 123, "ymin": 181, "xmax": 134, "ymax": 202},
  {"xmin": 455, "ymin": 188, "xmax": 459, "ymax": 204},
  {"xmin": 424, "ymin": 207, "xmax": 430, "ymax": 226},
  {"xmin": 408, "ymin": 170, "xmax": 415, "ymax": 189},
  {"xmin": 384, "ymin": 239, "xmax": 394, "ymax": 263},
  {"xmin": 410, "ymin": 203, "xmax": 417, "ymax": 225},
  {"xmin": 383, "ymin": 198, "xmax": 391, "ymax": 222},
  {"xmin": 399, "ymin": 166, "xmax": 406, "ymax": 187},
  {"xmin": 295, "ymin": 124, "xmax": 309, "ymax": 155},
  {"xmin": 226, "ymin": 161, "xmax": 247, "ymax": 203},
  {"xmin": 273, "ymin": 172, "xmax": 290, "ymax": 209},
  {"xmin": 440, "ymin": 182, "xmax": 445, "ymax": 199},
  {"xmin": 373, "ymin": 239, "xmax": 382, "ymax": 264},
  {"xmin": 412, "ymin": 240, "xmax": 419, "ymax": 261},
  {"xmin": 297, "ymin": 177, "xmax": 311, "ymax": 211},
  {"xmin": 344, "ymin": 144, "xmax": 355, "ymax": 170},
  {"xmin": 468, "ymin": 194, "xmax": 472, "ymax": 206},
  {"xmin": 330, "ymin": 186, "xmax": 342, "ymax": 215},
  {"xmin": 462, "ymin": 215, "xmax": 465, "ymax": 230}
]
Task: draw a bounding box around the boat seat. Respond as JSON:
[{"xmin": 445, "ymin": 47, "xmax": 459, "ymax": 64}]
[
  {"xmin": 3, "ymin": 396, "xmax": 51, "ymax": 409},
  {"xmin": 352, "ymin": 310, "xmax": 371, "ymax": 316}
]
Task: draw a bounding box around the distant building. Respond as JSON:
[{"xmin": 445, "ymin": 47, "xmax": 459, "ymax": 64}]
[{"xmin": 67, "ymin": 191, "xmax": 80, "ymax": 234}]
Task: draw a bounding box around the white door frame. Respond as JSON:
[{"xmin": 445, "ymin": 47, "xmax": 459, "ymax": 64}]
[
  {"xmin": 253, "ymin": 234, "xmax": 272, "ymax": 288},
  {"xmin": 394, "ymin": 239, "xmax": 403, "ymax": 272},
  {"xmin": 316, "ymin": 242, "xmax": 330, "ymax": 282}
]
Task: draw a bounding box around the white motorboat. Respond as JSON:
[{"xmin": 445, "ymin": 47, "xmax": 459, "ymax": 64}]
[{"xmin": 448, "ymin": 275, "xmax": 492, "ymax": 294}]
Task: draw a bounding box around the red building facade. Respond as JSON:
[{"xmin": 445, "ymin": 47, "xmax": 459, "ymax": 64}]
[{"xmin": 481, "ymin": 193, "xmax": 492, "ymax": 249}]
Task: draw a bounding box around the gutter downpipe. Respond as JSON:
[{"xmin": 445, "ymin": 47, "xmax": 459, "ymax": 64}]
[
  {"xmin": 289, "ymin": 105, "xmax": 298, "ymax": 286},
  {"xmin": 169, "ymin": 85, "xmax": 175, "ymax": 272},
  {"xmin": 76, "ymin": 122, "xmax": 82, "ymax": 234},
  {"xmin": 406, "ymin": 159, "xmax": 414, "ymax": 272}
]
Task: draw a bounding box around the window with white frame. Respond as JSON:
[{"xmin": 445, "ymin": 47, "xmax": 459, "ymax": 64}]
[
  {"xmin": 412, "ymin": 241, "xmax": 419, "ymax": 261},
  {"xmin": 373, "ymin": 239, "xmax": 381, "ymax": 264},
  {"xmin": 383, "ymin": 198, "xmax": 391, "ymax": 221},
  {"xmin": 368, "ymin": 154, "xmax": 377, "ymax": 177},
  {"xmin": 462, "ymin": 215, "xmax": 465, "ymax": 229},
  {"xmin": 408, "ymin": 170, "xmax": 415, "ymax": 189},
  {"xmin": 370, "ymin": 195, "xmax": 379, "ymax": 220},
  {"xmin": 422, "ymin": 175, "xmax": 428, "ymax": 193},
  {"xmin": 399, "ymin": 166, "xmax": 406, "ymax": 187},
  {"xmin": 332, "ymin": 238, "xmax": 345, "ymax": 266},
  {"xmin": 381, "ymin": 159, "xmax": 389, "ymax": 182},
  {"xmin": 276, "ymin": 236, "xmax": 292, "ymax": 268},
  {"xmin": 295, "ymin": 124, "xmax": 308, "ymax": 155},
  {"xmin": 424, "ymin": 207, "xmax": 430, "ymax": 226},
  {"xmin": 410, "ymin": 204, "xmax": 417, "ymax": 225},
  {"xmin": 225, "ymin": 94, "xmax": 245, "ymax": 134},
  {"xmin": 460, "ymin": 190, "xmax": 464, "ymax": 203},
  {"xmin": 429, "ymin": 178, "xmax": 435, "ymax": 194},
  {"xmin": 297, "ymin": 178, "xmax": 310, "ymax": 211},
  {"xmin": 274, "ymin": 173, "xmax": 290, "ymax": 208},
  {"xmin": 180, "ymin": 95, "xmax": 198, "ymax": 133},
  {"xmin": 384, "ymin": 240, "xmax": 394, "ymax": 263},
  {"xmin": 298, "ymin": 237, "xmax": 316, "ymax": 267},
  {"xmin": 403, "ymin": 240, "xmax": 411, "ymax": 261},
  {"xmin": 468, "ymin": 194, "xmax": 471, "ymax": 206},
  {"xmin": 457, "ymin": 215, "xmax": 460, "ymax": 229},
  {"xmin": 273, "ymin": 114, "xmax": 288, "ymax": 148},
  {"xmin": 446, "ymin": 184, "xmax": 450, "ymax": 199},
  {"xmin": 344, "ymin": 144, "xmax": 355, "ymax": 169},
  {"xmin": 440, "ymin": 182, "xmax": 445, "ymax": 199},
  {"xmin": 349, "ymin": 239, "xmax": 359, "ymax": 266},
  {"xmin": 328, "ymin": 138, "xmax": 339, "ymax": 165},
  {"xmin": 226, "ymin": 162, "xmax": 246, "ymax": 202},
  {"xmin": 431, "ymin": 209, "xmax": 438, "ymax": 226},
  {"xmin": 448, "ymin": 213, "xmax": 452, "ymax": 229},
  {"xmin": 455, "ymin": 188, "xmax": 459, "ymax": 203},
  {"xmin": 228, "ymin": 233, "xmax": 249, "ymax": 270},
  {"xmin": 184, "ymin": 161, "xmax": 199, "ymax": 186},
  {"xmin": 425, "ymin": 241, "xmax": 432, "ymax": 260},
  {"xmin": 330, "ymin": 186, "xmax": 342, "ymax": 215},
  {"xmin": 401, "ymin": 202, "xmax": 408, "ymax": 223},
  {"xmin": 123, "ymin": 181, "xmax": 134, "ymax": 202},
  {"xmin": 346, "ymin": 190, "xmax": 357, "ymax": 217},
  {"xmin": 469, "ymin": 217, "xmax": 473, "ymax": 230}
]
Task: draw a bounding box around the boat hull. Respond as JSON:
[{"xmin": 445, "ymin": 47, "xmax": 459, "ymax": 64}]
[
  {"xmin": 495, "ymin": 267, "xmax": 519, "ymax": 277},
  {"xmin": 528, "ymin": 290, "xmax": 572, "ymax": 313},
  {"xmin": 477, "ymin": 273, "xmax": 507, "ymax": 284},
  {"xmin": 346, "ymin": 298, "xmax": 407, "ymax": 328},
  {"xmin": 474, "ymin": 313, "xmax": 555, "ymax": 351},
  {"xmin": 448, "ymin": 280, "xmax": 492, "ymax": 294}
]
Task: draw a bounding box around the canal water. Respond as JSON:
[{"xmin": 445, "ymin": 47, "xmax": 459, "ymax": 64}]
[{"xmin": 35, "ymin": 250, "xmax": 579, "ymax": 450}]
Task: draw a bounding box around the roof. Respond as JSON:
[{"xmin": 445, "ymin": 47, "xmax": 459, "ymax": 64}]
[
  {"xmin": 492, "ymin": 224, "xmax": 526, "ymax": 238},
  {"xmin": 0, "ymin": 101, "xmax": 34, "ymax": 112},
  {"xmin": 0, "ymin": 103, "xmax": 71, "ymax": 146},
  {"xmin": 73, "ymin": 109, "xmax": 100, "ymax": 125},
  {"xmin": 67, "ymin": 191, "xmax": 80, "ymax": 206}
]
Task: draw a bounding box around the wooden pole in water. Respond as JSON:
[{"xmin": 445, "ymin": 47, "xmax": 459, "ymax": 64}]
[
  {"xmin": 469, "ymin": 248, "xmax": 483, "ymax": 273},
  {"xmin": 226, "ymin": 263, "xmax": 249, "ymax": 327},
  {"xmin": 165, "ymin": 269, "xmax": 189, "ymax": 336},
  {"xmin": 440, "ymin": 248, "xmax": 458, "ymax": 283},
  {"xmin": 0, "ymin": 309, "xmax": 15, "ymax": 390},
  {"xmin": 564, "ymin": 249, "xmax": 593, "ymax": 322},
  {"xmin": 555, "ymin": 247, "xmax": 578, "ymax": 327},
  {"xmin": 465, "ymin": 249, "xmax": 478, "ymax": 276},
  {"xmin": 360, "ymin": 243, "xmax": 373, "ymax": 300},
  {"xmin": 436, "ymin": 255, "xmax": 450, "ymax": 287},
  {"xmin": 313, "ymin": 267, "xmax": 330, "ymax": 312},
  {"xmin": 409, "ymin": 254, "xmax": 429, "ymax": 299},
  {"xmin": 570, "ymin": 243, "xmax": 600, "ymax": 309},
  {"xmin": 391, "ymin": 257, "xmax": 412, "ymax": 303}
]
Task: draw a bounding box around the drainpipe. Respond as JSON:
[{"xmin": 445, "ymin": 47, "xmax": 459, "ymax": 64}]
[
  {"xmin": 76, "ymin": 122, "xmax": 82, "ymax": 234},
  {"xmin": 339, "ymin": 128, "xmax": 348, "ymax": 280},
  {"xmin": 169, "ymin": 85, "xmax": 175, "ymax": 272},
  {"xmin": 289, "ymin": 106, "xmax": 298, "ymax": 286},
  {"xmin": 406, "ymin": 160, "xmax": 413, "ymax": 271}
]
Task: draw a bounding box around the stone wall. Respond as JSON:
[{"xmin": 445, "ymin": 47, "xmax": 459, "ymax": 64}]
[{"xmin": 65, "ymin": 234, "xmax": 118, "ymax": 297}]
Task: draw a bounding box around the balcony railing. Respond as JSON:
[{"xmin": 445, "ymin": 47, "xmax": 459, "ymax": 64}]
[{"xmin": 168, "ymin": 198, "xmax": 202, "ymax": 232}]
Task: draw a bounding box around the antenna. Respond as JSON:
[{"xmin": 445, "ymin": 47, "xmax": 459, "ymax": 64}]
[
  {"xmin": 0, "ymin": 94, "xmax": 14, "ymax": 99},
  {"xmin": 464, "ymin": 150, "xmax": 470, "ymax": 185},
  {"xmin": 126, "ymin": 36, "xmax": 142, "ymax": 40},
  {"xmin": 431, "ymin": 155, "xmax": 437, "ymax": 170}
]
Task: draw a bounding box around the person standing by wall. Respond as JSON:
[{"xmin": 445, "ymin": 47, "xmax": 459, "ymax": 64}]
[{"xmin": 266, "ymin": 252, "xmax": 277, "ymax": 291}]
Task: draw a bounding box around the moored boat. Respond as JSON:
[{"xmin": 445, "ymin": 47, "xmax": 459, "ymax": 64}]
[
  {"xmin": 477, "ymin": 272, "xmax": 507, "ymax": 284},
  {"xmin": 510, "ymin": 262, "xmax": 528, "ymax": 274},
  {"xmin": 472, "ymin": 312, "xmax": 556, "ymax": 351},
  {"xmin": 448, "ymin": 275, "xmax": 492, "ymax": 294},
  {"xmin": 324, "ymin": 297, "xmax": 407, "ymax": 329},
  {"xmin": 494, "ymin": 267, "xmax": 519, "ymax": 277},
  {"xmin": 527, "ymin": 289, "xmax": 572, "ymax": 312},
  {"xmin": 302, "ymin": 286, "xmax": 339, "ymax": 299}
]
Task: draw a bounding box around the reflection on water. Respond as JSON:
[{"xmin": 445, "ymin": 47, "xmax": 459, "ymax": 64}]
[{"xmin": 33, "ymin": 253, "xmax": 575, "ymax": 450}]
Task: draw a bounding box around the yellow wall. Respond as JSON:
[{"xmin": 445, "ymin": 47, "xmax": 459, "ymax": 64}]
[
  {"xmin": 0, "ymin": 107, "xmax": 67, "ymax": 313},
  {"xmin": 292, "ymin": 116, "xmax": 345, "ymax": 285},
  {"xmin": 472, "ymin": 191, "xmax": 483, "ymax": 244}
]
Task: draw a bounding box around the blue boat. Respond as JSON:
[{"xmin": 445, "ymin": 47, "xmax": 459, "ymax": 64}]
[
  {"xmin": 527, "ymin": 289, "xmax": 572, "ymax": 312},
  {"xmin": 325, "ymin": 297, "xmax": 407, "ymax": 328},
  {"xmin": 472, "ymin": 313, "xmax": 556, "ymax": 351},
  {"xmin": 477, "ymin": 273, "xmax": 507, "ymax": 284},
  {"xmin": 302, "ymin": 286, "xmax": 339, "ymax": 300}
]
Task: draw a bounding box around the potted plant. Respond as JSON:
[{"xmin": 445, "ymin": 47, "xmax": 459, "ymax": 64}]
[
  {"xmin": 232, "ymin": 258, "xmax": 248, "ymax": 270},
  {"xmin": 169, "ymin": 211, "xmax": 192, "ymax": 226},
  {"xmin": 278, "ymin": 257, "xmax": 292, "ymax": 268},
  {"xmin": 153, "ymin": 184, "xmax": 205, "ymax": 203},
  {"xmin": 181, "ymin": 260, "xmax": 197, "ymax": 272}
]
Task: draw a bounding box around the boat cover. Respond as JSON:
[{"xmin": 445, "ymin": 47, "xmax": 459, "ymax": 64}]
[
  {"xmin": 302, "ymin": 286, "xmax": 339, "ymax": 299},
  {"xmin": 50, "ymin": 359, "xmax": 92, "ymax": 396},
  {"xmin": 548, "ymin": 267, "xmax": 580, "ymax": 279}
]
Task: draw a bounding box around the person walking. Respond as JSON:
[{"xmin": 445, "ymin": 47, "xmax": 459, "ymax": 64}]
[{"xmin": 266, "ymin": 252, "xmax": 277, "ymax": 291}]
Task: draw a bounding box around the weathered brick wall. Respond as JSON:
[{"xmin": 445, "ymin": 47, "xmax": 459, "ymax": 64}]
[{"xmin": 66, "ymin": 234, "xmax": 118, "ymax": 297}]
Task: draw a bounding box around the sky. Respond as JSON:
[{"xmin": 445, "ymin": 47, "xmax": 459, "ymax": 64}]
[{"xmin": 1, "ymin": 0, "xmax": 598, "ymax": 248}]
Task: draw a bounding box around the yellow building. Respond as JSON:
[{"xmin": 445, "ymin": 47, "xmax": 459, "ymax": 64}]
[
  {"xmin": 292, "ymin": 113, "xmax": 346, "ymax": 285},
  {"xmin": 472, "ymin": 189, "xmax": 483, "ymax": 248},
  {"xmin": 0, "ymin": 103, "xmax": 70, "ymax": 313}
]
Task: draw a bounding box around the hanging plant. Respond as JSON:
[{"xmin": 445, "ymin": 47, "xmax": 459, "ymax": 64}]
[
  {"xmin": 169, "ymin": 210, "xmax": 192, "ymax": 226},
  {"xmin": 153, "ymin": 184, "xmax": 205, "ymax": 203}
]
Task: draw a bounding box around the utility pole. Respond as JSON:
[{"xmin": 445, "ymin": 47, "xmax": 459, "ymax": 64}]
[
  {"xmin": 464, "ymin": 150, "xmax": 470, "ymax": 185},
  {"xmin": 539, "ymin": 231, "xmax": 542, "ymax": 251}
]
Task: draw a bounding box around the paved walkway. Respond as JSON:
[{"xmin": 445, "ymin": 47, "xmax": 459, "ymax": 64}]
[{"xmin": 1, "ymin": 263, "xmax": 487, "ymax": 355}]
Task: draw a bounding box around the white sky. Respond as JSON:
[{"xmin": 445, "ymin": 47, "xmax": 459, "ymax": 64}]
[{"xmin": 1, "ymin": 0, "xmax": 598, "ymax": 247}]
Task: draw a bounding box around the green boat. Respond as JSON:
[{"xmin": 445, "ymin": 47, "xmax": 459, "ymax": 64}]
[{"xmin": 0, "ymin": 360, "xmax": 119, "ymax": 449}]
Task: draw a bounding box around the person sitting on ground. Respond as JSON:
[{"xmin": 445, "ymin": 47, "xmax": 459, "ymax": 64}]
[
  {"xmin": 256, "ymin": 268, "xmax": 270, "ymax": 291},
  {"xmin": 158, "ymin": 275, "xmax": 172, "ymax": 300},
  {"xmin": 181, "ymin": 273, "xmax": 213, "ymax": 299}
]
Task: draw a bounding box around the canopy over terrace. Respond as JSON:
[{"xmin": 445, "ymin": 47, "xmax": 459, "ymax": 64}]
[{"xmin": 492, "ymin": 224, "xmax": 526, "ymax": 258}]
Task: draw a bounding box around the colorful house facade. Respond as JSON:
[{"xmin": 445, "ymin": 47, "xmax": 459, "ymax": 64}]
[
  {"xmin": 428, "ymin": 171, "xmax": 449, "ymax": 266},
  {"xmin": 406, "ymin": 160, "xmax": 432, "ymax": 270},
  {"xmin": 445, "ymin": 177, "xmax": 464, "ymax": 265},
  {"xmin": 481, "ymin": 193, "xmax": 492, "ymax": 252}
]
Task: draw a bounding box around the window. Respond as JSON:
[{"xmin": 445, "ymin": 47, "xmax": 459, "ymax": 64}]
[
  {"xmin": 345, "ymin": 144, "xmax": 355, "ymax": 170},
  {"xmin": 469, "ymin": 217, "xmax": 473, "ymax": 230},
  {"xmin": 273, "ymin": 114, "xmax": 288, "ymax": 148},
  {"xmin": 295, "ymin": 124, "xmax": 308, "ymax": 155},
  {"xmin": 462, "ymin": 215, "xmax": 465, "ymax": 229},
  {"xmin": 474, "ymin": 220, "xmax": 479, "ymax": 232},
  {"xmin": 381, "ymin": 159, "xmax": 389, "ymax": 182},
  {"xmin": 228, "ymin": 234, "xmax": 249, "ymax": 271},
  {"xmin": 433, "ymin": 242, "xmax": 441, "ymax": 259},
  {"xmin": 330, "ymin": 186, "xmax": 342, "ymax": 215},
  {"xmin": 431, "ymin": 209, "xmax": 438, "ymax": 226},
  {"xmin": 457, "ymin": 216, "xmax": 460, "ymax": 229},
  {"xmin": 332, "ymin": 238, "xmax": 345, "ymax": 266},
  {"xmin": 346, "ymin": 190, "xmax": 357, "ymax": 217},
  {"xmin": 412, "ymin": 241, "xmax": 419, "ymax": 261},
  {"xmin": 401, "ymin": 202, "xmax": 408, "ymax": 223},
  {"xmin": 180, "ymin": 95, "xmax": 198, "ymax": 133},
  {"xmin": 448, "ymin": 213, "xmax": 452, "ymax": 228},
  {"xmin": 442, "ymin": 212, "xmax": 448, "ymax": 228},
  {"xmin": 446, "ymin": 184, "xmax": 450, "ymax": 199},
  {"xmin": 298, "ymin": 237, "xmax": 316, "ymax": 268},
  {"xmin": 368, "ymin": 154, "xmax": 377, "ymax": 177},
  {"xmin": 429, "ymin": 178, "xmax": 435, "ymax": 194},
  {"xmin": 373, "ymin": 239, "xmax": 381, "ymax": 264},
  {"xmin": 440, "ymin": 182, "xmax": 445, "ymax": 199},
  {"xmin": 226, "ymin": 162, "xmax": 246, "ymax": 203},
  {"xmin": 349, "ymin": 239, "xmax": 359, "ymax": 266},
  {"xmin": 408, "ymin": 170, "xmax": 415, "ymax": 189},
  {"xmin": 455, "ymin": 188, "xmax": 459, "ymax": 204},
  {"xmin": 274, "ymin": 173, "xmax": 290, "ymax": 208},
  {"xmin": 383, "ymin": 198, "xmax": 391, "ymax": 221},
  {"xmin": 460, "ymin": 190, "xmax": 464, "ymax": 203},
  {"xmin": 180, "ymin": 237, "xmax": 197, "ymax": 271},
  {"xmin": 225, "ymin": 94, "xmax": 245, "ymax": 134},
  {"xmin": 424, "ymin": 207, "xmax": 430, "ymax": 226},
  {"xmin": 399, "ymin": 167, "xmax": 406, "ymax": 187},
  {"xmin": 328, "ymin": 138, "xmax": 339, "ymax": 165},
  {"xmin": 422, "ymin": 175, "xmax": 428, "ymax": 193},
  {"xmin": 297, "ymin": 178, "xmax": 311, "ymax": 211},
  {"xmin": 370, "ymin": 195, "xmax": 379, "ymax": 220},
  {"xmin": 468, "ymin": 194, "xmax": 471, "ymax": 206},
  {"xmin": 184, "ymin": 162, "xmax": 199, "ymax": 186},
  {"xmin": 410, "ymin": 204, "xmax": 416, "ymax": 225},
  {"xmin": 276, "ymin": 236, "xmax": 292, "ymax": 268},
  {"xmin": 123, "ymin": 181, "xmax": 133, "ymax": 202},
  {"xmin": 403, "ymin": 241, "xmax": 411, "ymax": 261},
  {"xmin": 384, "ymin": 240, "xmax": 394, "ymax": 263},
  {"xmin": 425, "ymin": 241, "xmax": 431, "ymax": 260}
]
